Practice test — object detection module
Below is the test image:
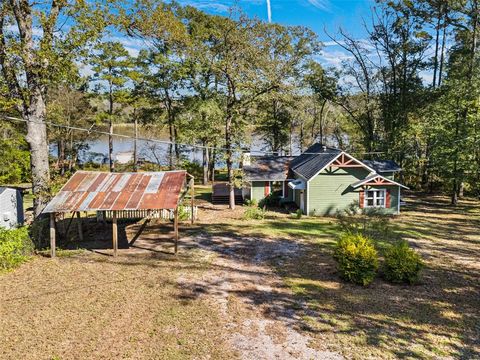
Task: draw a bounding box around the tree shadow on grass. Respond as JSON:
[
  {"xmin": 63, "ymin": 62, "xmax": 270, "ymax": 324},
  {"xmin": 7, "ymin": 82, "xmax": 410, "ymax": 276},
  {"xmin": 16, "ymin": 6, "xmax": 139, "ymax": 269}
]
[
  {"xmin": 172, "ymin": 201, "xmax": 480, "ymax": 358},
  {"xmin": 51, "ymin": 195, "xmax": 480, "ymax": 359}
]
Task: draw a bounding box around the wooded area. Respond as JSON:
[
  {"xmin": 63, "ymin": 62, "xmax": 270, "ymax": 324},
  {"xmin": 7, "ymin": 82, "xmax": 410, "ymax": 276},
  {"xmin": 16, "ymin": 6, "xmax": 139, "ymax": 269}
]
[{"xmin": 1, "ymin": 0, "xmax": 479, "ymax": 215}]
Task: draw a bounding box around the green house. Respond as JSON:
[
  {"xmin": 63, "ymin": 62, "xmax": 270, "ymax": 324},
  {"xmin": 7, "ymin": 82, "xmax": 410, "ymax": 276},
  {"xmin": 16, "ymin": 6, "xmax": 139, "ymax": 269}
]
[{"xmin": 243, "ymin": 143, "xmax": 408, "ymax": 215}]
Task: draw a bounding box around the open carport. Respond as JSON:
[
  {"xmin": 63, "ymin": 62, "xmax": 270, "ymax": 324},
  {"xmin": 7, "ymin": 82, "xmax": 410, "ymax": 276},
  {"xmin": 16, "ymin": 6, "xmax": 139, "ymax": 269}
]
[{"xmin": 42, "ymin": 170, "xmax": 194, "ymax": 257}]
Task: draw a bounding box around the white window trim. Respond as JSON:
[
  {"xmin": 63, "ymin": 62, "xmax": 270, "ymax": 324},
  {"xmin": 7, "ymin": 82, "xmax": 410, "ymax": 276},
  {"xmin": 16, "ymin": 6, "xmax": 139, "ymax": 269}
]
[{"xmin": 364, "ymin": 189, "xmax": 387, "ymax": 208}]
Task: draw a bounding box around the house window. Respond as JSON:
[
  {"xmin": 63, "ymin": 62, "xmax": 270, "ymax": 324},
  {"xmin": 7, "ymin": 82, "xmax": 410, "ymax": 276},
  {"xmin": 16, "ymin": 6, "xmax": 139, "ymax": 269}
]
[{"xmin": 364, "ymin": 189, "xmax": 386, "ymax": 208}]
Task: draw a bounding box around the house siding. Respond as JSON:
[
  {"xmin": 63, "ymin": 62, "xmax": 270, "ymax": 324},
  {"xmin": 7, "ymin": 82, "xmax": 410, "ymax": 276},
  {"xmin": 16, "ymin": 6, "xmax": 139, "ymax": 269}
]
[
  {"xmin": 282, "ymin": 182, "xmax": 294, "ymax": 202},
  {"xmin": 250, "ymin": 181, "xmax": 265, "ymax": 202},
  {"xmin": 307, "ymin": 167, "xmax": 400, "ymax": 216},
  {"xmin": 380, "ymin": 171, "xmax": 395, "ymax": 180},
  {"xmin": 307, "ymin": 167, "xmax": 368, "ymax": 215}
]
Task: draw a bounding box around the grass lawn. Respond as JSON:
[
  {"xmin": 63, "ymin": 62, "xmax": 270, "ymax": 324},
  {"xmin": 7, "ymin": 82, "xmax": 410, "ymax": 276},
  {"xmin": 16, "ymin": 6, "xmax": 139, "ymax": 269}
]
[
  {"xmin": 0, "ymin": 192, "xmax": 478, "ymax": 359},
  {"xmin": 0, "ymin": 248, "xmax": 234, "ymax": 359},
  {"xmin": 196, "ymin": 193, "xmax": 480, "ymax": 359}
]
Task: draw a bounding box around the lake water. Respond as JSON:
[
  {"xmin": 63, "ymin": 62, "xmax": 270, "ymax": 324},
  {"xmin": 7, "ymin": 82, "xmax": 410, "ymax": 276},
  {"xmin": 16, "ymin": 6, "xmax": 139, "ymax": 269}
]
[{"xmin": 50, "ymin": 126, "xmax": 303, "ymax": 167}]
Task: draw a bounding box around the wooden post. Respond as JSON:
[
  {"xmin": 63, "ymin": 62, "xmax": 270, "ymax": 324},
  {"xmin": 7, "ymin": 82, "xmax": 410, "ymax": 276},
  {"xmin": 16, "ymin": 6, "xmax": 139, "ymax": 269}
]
[
  {"xmin": 174, "ymin": 207, "xmax": 179, "ymax": 254},
  {"xmin": 112, "ymin": 210, "xmax": 118, "ymax": 257},
  {"xmin": 50, "ymin": 212, "xmax": 56, "ymax": 258},
  {"xmin": 76, "ymin": 212, "xmax": 84, "ymax": 242},
  {"xmin": 190, "ymin": 177, "xmax": 195, "ymax": 224}
]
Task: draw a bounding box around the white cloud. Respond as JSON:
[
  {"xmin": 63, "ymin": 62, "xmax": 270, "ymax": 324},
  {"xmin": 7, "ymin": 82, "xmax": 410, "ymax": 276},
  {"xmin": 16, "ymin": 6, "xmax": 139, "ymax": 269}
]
[
  {"xmin": 306, "ymin": 0, "xmax": 331, "ymax": 11},
  {"xmin": 178, "ymin": 0, "xmax": 265, "ymax": 14},
  {"xmin": 316, "ymin": 49, "xmax": 353, "ymax": 69},
  {"xmin": 5, "ymin": 24, "xmax": 43, "ymax": 37},
  {"xmin": 178, "ymin": 1, "xmax": 230, "ymax": 13},
  {"xmin": 104, "ymin": 36, "xmax": 150, "ymax": 57},
  {"xmin": 78, "ymin": 63, "xmax": 94, "ymax": 78},
  {"xmin": 322, "ymin": 40, "xmax": 346, "ymax": 47}
]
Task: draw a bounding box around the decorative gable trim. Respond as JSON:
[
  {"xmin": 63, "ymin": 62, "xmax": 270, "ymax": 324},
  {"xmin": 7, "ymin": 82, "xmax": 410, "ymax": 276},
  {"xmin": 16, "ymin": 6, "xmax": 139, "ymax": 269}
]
[
  {"xmin": 351, "ymin": 174, "xmax": 409, "ymax": 189},
  {"xmin": 305, "ymin": 151, "xmax": 376, "ymax": 184},
  {"xmin": 331, "ymin": 153, "xmax": 365, "ymax": 168}
]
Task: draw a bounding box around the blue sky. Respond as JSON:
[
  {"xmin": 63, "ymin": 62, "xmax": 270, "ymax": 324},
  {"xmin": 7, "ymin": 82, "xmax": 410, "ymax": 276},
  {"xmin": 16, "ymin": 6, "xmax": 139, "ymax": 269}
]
[
  {"xmin": 179, "ymin": 0, "xmax": 374, "ymax": 37},
  {"xmin": 178, "ymin": 0, "xmax": 376, "ymax": 69}
]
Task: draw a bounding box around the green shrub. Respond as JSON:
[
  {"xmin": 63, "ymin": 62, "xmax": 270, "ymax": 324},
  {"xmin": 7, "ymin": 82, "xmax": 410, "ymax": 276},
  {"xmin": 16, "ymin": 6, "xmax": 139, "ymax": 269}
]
[
  {"xmin": 244, "ymin": 199, "xmax": 258, "ymax": 207},
  {"xmin": 178, "ymin": 205, "xmax": 191, "ymax": 221},
  {"xmin": 243, "ymin": 206, "xmax": 266, "ymax": 220},
  {"xmin": 383, "ymin": 241, "xmax": 423, "ymax": 284},
  {"xmin": 259, "ymin": 192, "xmax": 280, "ymax": 208},
  {"xmin": 292, "ymin": 209, "xmax": 302, "ymax": 219},
  {"xmin": 336, "ymin": 201, "xmax": 393, "ymax": 241},
  {"xmin": 334, "ymin": 233, "xmax": 379, "ymax": 286},
  {"xmin": 0, "ymin": 227, "xmax": 34, "ymax": 271}
]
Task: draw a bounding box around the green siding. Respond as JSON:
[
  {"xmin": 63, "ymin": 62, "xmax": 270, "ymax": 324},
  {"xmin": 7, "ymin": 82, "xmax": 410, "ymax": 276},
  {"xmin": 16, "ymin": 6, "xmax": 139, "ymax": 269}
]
[
  {"xmin": 283, "ymin": 183, "xmax": 294, "ymax": 202},
  {"xmin": 381, "ymin": 172, "xmax": 395, "ymax": 180},
  {"xmin": 251, "ymin": 180, "xmax": 296, "ymax": 203},
  {"xmin": 294, "ymin": 187, "xmax": 300, "ymax": 207},
  {"xmin": 306, "ymin": 167, "xmax": 400, "ymax": 216},
  {"xmin": 251, "ymin": 181, "xmax": 265, "ymax": 202},
  {"xmin": 307, "ymin": 167, "xmax": 369, "ymax": 216}
]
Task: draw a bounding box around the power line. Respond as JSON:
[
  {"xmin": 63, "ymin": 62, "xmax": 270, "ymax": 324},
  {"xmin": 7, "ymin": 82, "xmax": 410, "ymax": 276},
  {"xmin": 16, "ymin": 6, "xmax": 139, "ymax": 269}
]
[
  {"xmin": 3, "ymin": 114, "xmax": 476, "ymax": 158},
  {"xmin": 1, "ymin": 114, "xmax": 234, "ymax": 153}
]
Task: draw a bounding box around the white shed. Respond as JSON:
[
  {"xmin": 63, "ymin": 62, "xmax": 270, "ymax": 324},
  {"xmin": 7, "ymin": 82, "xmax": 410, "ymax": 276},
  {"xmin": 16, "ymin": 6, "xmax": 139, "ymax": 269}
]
[{"xmin": 0, "ymin": 187, "xmax": 24, "ymax": 229}]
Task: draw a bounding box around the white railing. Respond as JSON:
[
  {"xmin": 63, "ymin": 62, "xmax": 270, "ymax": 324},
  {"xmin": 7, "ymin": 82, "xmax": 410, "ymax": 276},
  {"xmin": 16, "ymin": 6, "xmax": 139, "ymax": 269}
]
[{"xmin": 98, "ymin": 206, "xmax": 198, "ymax": 221}]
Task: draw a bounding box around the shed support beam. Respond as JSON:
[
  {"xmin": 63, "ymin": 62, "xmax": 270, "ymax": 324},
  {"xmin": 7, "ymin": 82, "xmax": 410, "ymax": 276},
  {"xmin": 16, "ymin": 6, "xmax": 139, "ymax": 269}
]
[
  {"xmin": 112, "ymin": 210, "xmax": 118, "ymax": 257},
  {"xmin": 76, "ymin": 212, "xmax": 84, "ymax": 242},
  {"xmin": 50, "ymin": 212, "xmax": 56, "ymax": 258},
  {"xmin": 190, "ymin": 177, "xmax": 195, "ymax": 224},
  {"xmin": 174, "ymin": 207, "xmax": 179, "ymax": 254}
]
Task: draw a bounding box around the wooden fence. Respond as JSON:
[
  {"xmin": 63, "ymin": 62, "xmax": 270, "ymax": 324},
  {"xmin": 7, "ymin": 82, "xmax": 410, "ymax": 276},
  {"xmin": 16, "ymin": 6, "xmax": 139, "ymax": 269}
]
[{"xmin": 98, "ymin": 206, "xmax": 198, "ymax": 221}]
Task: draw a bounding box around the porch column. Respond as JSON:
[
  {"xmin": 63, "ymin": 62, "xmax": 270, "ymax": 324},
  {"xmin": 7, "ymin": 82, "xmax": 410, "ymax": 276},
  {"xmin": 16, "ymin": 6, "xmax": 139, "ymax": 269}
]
[
  {"xmin": 76, "ymin": 212, "xmax": 84, "ymax": 242},
  {"xmin": 174, "ymin": 207, "xmax": 179, "ymax": 254},
  {"xmin": 112, "ymin": 211, "xmax": 118, "ymax": 257},
  {"xmin": 50, "ymin": 212, "xmax": 56, "ymax": 258}
]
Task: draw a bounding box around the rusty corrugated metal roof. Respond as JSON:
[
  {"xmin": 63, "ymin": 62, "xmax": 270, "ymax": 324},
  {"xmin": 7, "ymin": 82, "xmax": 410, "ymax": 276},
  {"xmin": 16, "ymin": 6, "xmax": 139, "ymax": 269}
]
[{"xmin": 43, "ymin": 170, "xmax": 187, "ymax": 213}]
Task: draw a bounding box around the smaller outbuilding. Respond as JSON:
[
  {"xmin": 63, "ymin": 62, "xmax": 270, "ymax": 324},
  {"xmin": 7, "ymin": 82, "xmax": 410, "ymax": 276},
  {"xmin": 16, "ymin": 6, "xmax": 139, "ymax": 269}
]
[{"xmin": 0, "ymin": 187, "xmax": 24, "ymax": 229}]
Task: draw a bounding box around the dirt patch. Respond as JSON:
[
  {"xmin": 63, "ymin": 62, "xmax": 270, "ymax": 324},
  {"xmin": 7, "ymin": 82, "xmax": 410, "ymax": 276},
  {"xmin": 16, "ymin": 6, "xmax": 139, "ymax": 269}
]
[{"xmin": 177, "ymin": 232, "xmax": 343, "ymax": 360}]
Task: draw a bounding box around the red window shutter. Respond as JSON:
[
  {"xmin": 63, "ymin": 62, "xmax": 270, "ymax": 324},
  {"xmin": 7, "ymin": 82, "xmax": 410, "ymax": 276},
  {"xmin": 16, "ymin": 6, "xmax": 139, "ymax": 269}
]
[
  {"xmin": 264, "ymin": 181, "xmax": 270, "ymax": 196},
  {"xmin": 386, "ymin": 189, "xmax": 391, "ymax": 208},
  {"xmin": 359, "ymin": 190, "xmax": 365, "ymax": 208},
  {"xmin": 284, "ymin": 182, "xmax": 289, "ymax": 197}
]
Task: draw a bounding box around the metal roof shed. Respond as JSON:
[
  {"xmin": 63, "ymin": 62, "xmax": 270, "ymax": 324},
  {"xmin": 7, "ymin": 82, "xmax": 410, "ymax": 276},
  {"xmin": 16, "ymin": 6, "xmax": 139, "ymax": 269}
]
[{"xmin": 42, "ymin": 170, "xmax": 194, "ymax": 257}]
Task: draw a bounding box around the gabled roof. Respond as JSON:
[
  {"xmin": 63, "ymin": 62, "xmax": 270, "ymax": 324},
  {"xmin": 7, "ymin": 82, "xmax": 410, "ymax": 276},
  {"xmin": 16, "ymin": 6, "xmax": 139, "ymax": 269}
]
[
  {"xmin": 243, "ymin": 156, "xmax": 294, "ymax": 181},
  {"xmin": 289, "ymin": 143, "xmax": 341, "ymax": 180},
  {"xmin": 351, "ymin": 173, "xmax": 409, "ymax": 189},
  {"xmin": 362, "ymin": 160, "xmax": 401, "ymax": 173}
]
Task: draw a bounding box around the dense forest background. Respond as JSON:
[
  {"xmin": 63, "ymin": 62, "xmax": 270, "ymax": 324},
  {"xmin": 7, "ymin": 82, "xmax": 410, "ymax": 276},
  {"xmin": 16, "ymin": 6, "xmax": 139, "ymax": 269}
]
[{"xmin": 0, "ymin": 0, "xmax": 479, "ymax": 214}]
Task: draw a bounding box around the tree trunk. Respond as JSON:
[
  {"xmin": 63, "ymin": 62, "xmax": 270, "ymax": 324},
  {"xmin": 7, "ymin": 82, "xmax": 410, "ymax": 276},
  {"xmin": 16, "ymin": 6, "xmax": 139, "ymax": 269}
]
[
  {"xmin": 202, "ymin": 141, "xmax": 209, "ymax": 185},
  {"xmin": 133, "ymin": 114, "xmax": 138, "ymax": 172},
  {"xmin": 432, "ymin": 6, "xmax": 441, "ymax": 88},
  {"xmin": 109, "ymin": 118, "xmax": 114, "ymax": 172},
  {"xmin": 168, "ymin": 121, "xmax": 174, "ymax": 169},
  {"xmin": 25, "ymin": 92, "xmax": 51, "ymax": 218},
  {"xmin": 174, "ymin": 125, "xmax": 180, "ymax": 165},
  {"xmin": 209, "ymin": 146, "xmax": 216, "ymax": 182},
  {"xmin": 438, "ymin": 8, "xmax": 448, "ymax": 87},
  {"xmin": 225, "ymin": 111, "xmax": 235, "ymax": 210},
  {"xmin": 57, "ymin": 139, "xmax": 65, "ymax": 175},
  {"xmin": 299, "ymin": 121, "xmax": 304, "ymax": 153},
  {"xmin": 108, "ymin": 83, "xmax": 114, "ymax": 172}
]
